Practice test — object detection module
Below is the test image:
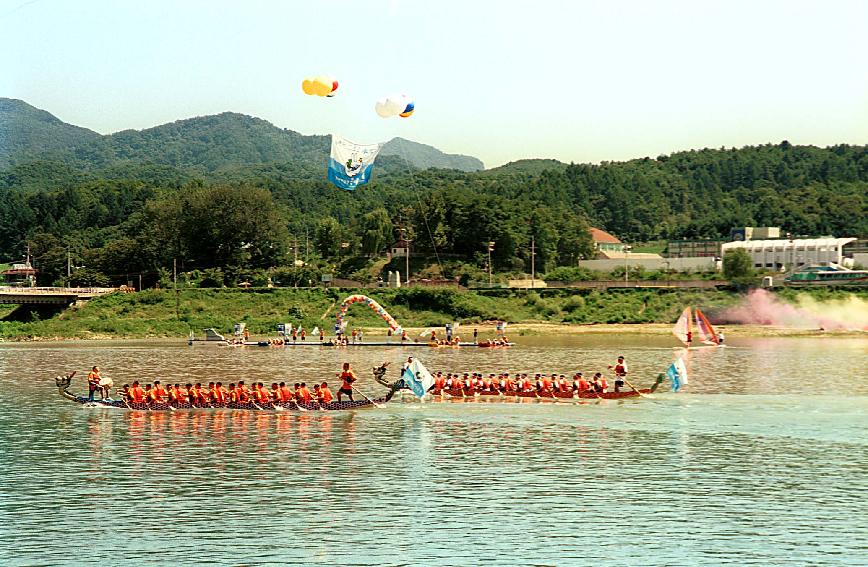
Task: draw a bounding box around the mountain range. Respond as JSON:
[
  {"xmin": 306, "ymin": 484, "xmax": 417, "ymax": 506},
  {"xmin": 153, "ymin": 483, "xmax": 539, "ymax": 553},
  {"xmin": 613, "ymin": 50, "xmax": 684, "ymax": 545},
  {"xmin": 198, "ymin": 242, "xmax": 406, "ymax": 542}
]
[{"xmin": 0, "ymin": 98, "xmax": 484, "ymax": 174}]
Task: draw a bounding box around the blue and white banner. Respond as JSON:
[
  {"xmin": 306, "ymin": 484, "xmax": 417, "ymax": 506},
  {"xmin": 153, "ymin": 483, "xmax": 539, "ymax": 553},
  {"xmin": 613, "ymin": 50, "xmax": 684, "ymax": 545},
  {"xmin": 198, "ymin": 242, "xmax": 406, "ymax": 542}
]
[
  {"xmin": 666, "ymin": 357, "xmax": 689, "ymax": 392},
  {"xmin": 401, "ymin": 359, "xmax": 435, "ymax": 398},
  {"xmin": 327, "ymin": 135, "xmax": 382, "ymax": 191}
]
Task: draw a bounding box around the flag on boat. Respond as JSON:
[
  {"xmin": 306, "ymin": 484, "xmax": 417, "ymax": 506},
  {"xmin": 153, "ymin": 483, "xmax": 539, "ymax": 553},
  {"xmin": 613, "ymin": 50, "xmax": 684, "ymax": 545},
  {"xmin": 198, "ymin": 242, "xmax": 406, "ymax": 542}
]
[
  {"xmin": 327, "ymin": 135, "xmax": 382, "ymax": 191},
  {"xmin": 666, "ymin": 357, "xmax": 689, "ymax": 392},
  {"xmin": 402, "ymin": 359, "xmax": 435, "ymax": 398}
]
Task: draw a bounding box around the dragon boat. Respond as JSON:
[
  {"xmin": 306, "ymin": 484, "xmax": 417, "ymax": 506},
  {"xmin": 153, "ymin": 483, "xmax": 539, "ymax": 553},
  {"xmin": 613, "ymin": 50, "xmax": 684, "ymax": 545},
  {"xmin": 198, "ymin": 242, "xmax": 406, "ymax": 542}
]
[
  {"xmin": 54, "ymin": 365, "xmax": 404, "ymax": 412},
  {"xmin": 376, "ymin": 371, "xmax": 666, "ymax": 401},
  {"xmin": 427, "ymin": 383, "xmax": 660, "ymax": 400}
]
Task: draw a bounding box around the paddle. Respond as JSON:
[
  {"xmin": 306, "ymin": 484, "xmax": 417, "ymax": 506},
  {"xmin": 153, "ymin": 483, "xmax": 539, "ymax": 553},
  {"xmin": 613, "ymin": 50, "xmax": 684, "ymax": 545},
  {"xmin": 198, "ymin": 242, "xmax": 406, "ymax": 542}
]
[
  {"xmin": 351, "ymin": 386, "xmax": 383, "ymax": 409},
  {"xmin": 248, "ymin": 395, "xmax": 266, "ymax": 411},
  {"xmin": 622, "ymin": 377, "xmax": 652, "ymax": 399}
]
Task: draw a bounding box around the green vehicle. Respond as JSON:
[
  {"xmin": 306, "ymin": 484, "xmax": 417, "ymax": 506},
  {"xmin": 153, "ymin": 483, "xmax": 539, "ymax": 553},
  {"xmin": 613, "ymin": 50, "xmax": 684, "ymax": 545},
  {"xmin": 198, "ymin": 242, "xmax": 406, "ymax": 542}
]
[{"xmin": 785, "ymin": 265, "xmax": 868, "ymax": 286}]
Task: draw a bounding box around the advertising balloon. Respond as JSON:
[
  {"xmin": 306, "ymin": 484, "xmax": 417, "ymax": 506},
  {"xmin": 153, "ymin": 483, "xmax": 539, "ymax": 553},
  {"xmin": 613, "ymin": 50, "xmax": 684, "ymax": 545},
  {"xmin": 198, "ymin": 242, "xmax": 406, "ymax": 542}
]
[
  {"xmin": 302, "ymin": 76, "xmax": 338, "ymax": 97},
  {"xmin": 376, "ymin": 94, "xmax": 414, "ymax": 118}
]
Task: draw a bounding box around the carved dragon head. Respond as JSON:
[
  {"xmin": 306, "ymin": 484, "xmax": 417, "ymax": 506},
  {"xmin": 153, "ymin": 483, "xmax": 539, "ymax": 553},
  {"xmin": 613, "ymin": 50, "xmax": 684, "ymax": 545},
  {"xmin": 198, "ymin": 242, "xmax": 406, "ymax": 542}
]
[
  {"xmin": 372, "ymin": 362, "xmax": 391, "ymax": 386},
  {"xmin": 55, "ymin": 373, "xmax": 73, "ymax": 390}
]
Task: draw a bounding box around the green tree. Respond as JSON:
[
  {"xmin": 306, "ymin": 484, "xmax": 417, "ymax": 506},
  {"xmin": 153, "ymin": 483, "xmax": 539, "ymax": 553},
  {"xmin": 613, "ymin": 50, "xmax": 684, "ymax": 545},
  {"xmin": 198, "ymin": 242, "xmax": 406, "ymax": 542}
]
[
  {"xmin": 142, "ymin": 184, "xmax": 289, "ymax": 269},
  {"xmin": 360, "ymin": 208, "xmax": 394, "ymax": 255},
  {"xmin": 314, "ymin": 216, "xmax": 343, "ymax": 259},
  {"xmin": 68, "ymin": 267, "xmax": 110, "ymax": 287},
  {"xmin": 723, "ymin": 248, "xmax": 753, "ymax": 280}
]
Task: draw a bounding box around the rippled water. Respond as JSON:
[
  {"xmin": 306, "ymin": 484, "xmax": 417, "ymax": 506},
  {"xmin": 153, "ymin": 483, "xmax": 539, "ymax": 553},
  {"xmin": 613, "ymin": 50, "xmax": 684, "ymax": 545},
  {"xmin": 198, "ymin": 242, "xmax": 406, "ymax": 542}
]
[{"xmin": 1, "ymin": 335, "xmax": 866, "ymax": 566}]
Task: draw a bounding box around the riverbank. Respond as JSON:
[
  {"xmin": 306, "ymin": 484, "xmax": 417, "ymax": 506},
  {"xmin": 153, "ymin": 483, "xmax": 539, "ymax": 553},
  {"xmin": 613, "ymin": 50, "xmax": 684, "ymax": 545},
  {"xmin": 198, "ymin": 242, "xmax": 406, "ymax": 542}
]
[{"xmin": 0, "ymin": 286, "xmax": 865, "ymax": 340}]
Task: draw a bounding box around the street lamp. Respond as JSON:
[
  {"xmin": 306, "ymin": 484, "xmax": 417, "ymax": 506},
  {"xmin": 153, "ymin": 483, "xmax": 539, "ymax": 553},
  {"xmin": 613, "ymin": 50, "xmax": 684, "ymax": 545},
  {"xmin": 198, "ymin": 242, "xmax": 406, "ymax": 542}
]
[{"xmin": 663, "ymin": 260, "xmax": 671, "ymax": 287}]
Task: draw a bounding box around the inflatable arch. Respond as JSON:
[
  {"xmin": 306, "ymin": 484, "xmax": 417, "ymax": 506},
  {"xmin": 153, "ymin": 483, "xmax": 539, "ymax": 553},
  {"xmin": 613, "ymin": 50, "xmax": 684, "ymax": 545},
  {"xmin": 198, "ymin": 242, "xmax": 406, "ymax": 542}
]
[{"xmin": 335, "ymin": 295, "xmax": 402, "ymax": 334}]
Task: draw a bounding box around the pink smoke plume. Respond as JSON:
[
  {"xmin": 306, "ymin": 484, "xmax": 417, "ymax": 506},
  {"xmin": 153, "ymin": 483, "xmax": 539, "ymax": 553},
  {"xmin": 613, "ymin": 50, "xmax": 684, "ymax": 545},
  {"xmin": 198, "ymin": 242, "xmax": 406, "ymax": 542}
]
[{"xmin": 720, "ymin": 289, "xmax": 868, "ymax": 331}]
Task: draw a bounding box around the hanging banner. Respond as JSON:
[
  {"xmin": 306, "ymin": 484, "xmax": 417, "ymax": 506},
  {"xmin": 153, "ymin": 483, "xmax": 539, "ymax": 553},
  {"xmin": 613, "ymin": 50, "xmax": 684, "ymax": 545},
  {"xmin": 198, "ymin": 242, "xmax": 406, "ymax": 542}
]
[{"xmin": 327, "ymin": 135, "xmax": 382, "ymax": 191}]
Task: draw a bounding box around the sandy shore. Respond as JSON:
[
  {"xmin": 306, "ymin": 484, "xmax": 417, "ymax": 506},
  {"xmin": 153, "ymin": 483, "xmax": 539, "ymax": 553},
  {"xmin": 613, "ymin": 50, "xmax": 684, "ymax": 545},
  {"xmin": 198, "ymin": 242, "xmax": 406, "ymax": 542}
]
[
  {"xmin": 1, "ymin": 322, "xmax": 864, "ymax": 342},
  {"xmin": 394, "ymin": 322, "xmax": 865, "ymax": 338}
]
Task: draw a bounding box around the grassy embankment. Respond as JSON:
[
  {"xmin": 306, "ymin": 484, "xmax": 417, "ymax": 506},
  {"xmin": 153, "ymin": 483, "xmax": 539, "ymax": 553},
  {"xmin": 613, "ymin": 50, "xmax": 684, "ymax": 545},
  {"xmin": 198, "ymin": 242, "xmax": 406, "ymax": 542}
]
[{"xmin": 0, "ymin": 286, "xmax": 863, "ymax": 340}]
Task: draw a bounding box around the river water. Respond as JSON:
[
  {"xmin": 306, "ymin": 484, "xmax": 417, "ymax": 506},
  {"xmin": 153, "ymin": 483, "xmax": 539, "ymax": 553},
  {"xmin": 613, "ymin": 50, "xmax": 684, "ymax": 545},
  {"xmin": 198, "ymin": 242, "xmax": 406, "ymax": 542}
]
[{"xmin": 1, "ymin": 335, "xmax": 866, "ymax": 566}]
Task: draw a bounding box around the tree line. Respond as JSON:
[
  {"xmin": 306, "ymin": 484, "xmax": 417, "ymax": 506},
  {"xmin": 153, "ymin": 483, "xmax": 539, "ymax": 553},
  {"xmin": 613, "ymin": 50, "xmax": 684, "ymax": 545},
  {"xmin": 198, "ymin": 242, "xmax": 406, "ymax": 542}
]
[{"xmin": 0, "ymin": 141, "xmax": 865, "ymax": 286}]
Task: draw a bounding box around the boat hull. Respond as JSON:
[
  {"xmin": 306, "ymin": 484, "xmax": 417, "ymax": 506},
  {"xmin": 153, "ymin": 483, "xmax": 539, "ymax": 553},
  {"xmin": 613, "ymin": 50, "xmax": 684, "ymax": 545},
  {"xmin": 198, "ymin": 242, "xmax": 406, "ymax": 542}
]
[
  {"xmin": 67, "ymin": 395, "xmax": 384, "ymax": 411},
  {"xmin": 430, "ymin": 388, "xmax": 651, "ymax": 400}
]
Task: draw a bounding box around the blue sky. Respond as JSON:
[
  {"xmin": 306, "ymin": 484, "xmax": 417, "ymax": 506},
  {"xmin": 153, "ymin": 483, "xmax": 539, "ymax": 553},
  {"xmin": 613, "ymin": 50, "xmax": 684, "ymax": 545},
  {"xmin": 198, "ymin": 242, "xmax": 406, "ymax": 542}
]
[{"xmin": 2, "ymin": 0, "xmax": 866, "ymax": 167}]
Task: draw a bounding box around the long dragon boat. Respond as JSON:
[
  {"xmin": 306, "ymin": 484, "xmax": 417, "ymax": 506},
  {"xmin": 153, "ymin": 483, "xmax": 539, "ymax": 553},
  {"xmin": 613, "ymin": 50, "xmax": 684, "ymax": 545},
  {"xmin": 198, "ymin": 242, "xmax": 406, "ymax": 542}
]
[
  {"xmin": 55, "ymin": 366, "xmax": 666, "ymax": 411},
  {"xmin": 54, "ymin": 366, "xmax": 404, "ymax": 412},
  {"xmin": 428, "ymin": 384, "xmax": 658, "ymax": 400}
]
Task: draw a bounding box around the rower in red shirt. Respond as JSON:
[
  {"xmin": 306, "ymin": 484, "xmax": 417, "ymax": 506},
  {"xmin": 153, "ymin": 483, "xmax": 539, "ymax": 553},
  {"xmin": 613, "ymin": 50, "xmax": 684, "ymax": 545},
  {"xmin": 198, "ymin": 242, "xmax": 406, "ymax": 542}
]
[
  {"xmin": 319, "ymin": 382, "xmax": 334, "ymax": 403},
  {"xmin": 540, "ymin": 374, "xmax": 555, "ymax": 392},
  {"xmin": 173, "ymin": 383, "xmax": 189, "ymax": 404},
  {"xmin": 557, "ymin": 375, "xmax": 570, "ymax": 392},
  {"xmin": 279, "ymin": 382, "xmax": 293, "ymax": 402},
  {"xmin": 592, "ymin": 372, "xmax": 607, "ymax": 393},
  {"xmin": 253, "ymin": 383, "xmax": 269, "ymax": 404},
  {"xmin": 215, "ymin": 382, "xmax": 228, "ymax": 404},
  {"xmin": 573, "ymin": 373, "xmax": 590, "ymax": 393},
  {"xmin": 297, "ymin": 383, "xmax": 313, "ymax": 403},
  {"xmin": 153, "ymin": 381, "xmax": 169, "ymax": 403},
  {"xmin": 236, "ymin": 381, "xmax": 250, "ymax": 402},
  {"xmin": 502, "ymin": 373, "xmax": 516, "ymax": 392},
  {"xmin": 129, "ymin": 381, "xmax": 145, "ymax": 403},
  {"xmin": 434, "ymin": 374, "xmax": 446, "ymax": 391},
  {"xmin": 189, "ymin": 383, "xmax": 203, "ymax": 405}
]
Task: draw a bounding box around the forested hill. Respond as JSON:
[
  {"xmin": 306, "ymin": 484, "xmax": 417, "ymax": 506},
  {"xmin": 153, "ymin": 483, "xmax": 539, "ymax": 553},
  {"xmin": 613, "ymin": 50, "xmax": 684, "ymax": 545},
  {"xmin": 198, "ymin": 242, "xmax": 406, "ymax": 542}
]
[
  {"xmin": 0, "ymin": 98, "xmax": 866, "ymax": 288},
  {"xmin": 0, "ymin": 98, "xmax": 102, "ymax": 165},
  {"xmin": 0, "ymin": 98, "xmax": 484, "ymax": 173}
]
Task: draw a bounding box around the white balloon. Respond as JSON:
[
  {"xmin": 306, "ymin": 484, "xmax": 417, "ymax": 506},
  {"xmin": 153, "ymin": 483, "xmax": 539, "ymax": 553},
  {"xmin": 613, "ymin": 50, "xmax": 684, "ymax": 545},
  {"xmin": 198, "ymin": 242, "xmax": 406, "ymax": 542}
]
[
  {"xmin": 385, "ymin": 95, "xmax": 405, "ymax": 116},
  {"xmin": 375, "ymin": 98, "xmax": 393, "ymax": 118}
]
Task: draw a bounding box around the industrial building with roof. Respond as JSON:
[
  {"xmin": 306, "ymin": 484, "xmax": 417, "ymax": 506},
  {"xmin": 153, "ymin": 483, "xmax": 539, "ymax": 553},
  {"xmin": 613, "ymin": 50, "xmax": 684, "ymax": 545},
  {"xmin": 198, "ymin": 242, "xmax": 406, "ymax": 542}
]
[{"xmin": 722, "ymin": 237, "xmax": 857, "ymax": 270}]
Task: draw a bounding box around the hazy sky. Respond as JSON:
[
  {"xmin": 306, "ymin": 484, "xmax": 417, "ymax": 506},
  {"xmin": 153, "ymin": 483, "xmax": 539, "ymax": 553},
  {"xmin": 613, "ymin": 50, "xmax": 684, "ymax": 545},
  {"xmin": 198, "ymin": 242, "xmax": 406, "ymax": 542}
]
[{"xmin": 2, "ymin": 0, "xmax": 866, "ymax": 167}]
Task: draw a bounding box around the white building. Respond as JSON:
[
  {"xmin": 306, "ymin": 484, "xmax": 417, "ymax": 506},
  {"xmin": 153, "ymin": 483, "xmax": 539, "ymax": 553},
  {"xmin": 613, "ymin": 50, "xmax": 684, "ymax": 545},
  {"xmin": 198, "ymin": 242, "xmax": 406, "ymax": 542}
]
[{"xmin": 722, "ymin": 237, "xmax": 856, "ymax": 270}]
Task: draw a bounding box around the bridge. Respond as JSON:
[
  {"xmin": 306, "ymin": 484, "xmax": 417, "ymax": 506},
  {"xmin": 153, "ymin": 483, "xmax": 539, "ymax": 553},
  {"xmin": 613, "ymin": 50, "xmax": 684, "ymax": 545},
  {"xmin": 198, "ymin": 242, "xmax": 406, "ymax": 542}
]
[{"xmin": 0, "ymin": 286, "xmax": 118, "ymax": 305}]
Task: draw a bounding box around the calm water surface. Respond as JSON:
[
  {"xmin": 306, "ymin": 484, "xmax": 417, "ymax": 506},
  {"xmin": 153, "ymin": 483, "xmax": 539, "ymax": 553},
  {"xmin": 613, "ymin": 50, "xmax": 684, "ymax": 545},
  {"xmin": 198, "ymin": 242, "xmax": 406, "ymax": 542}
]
[{"xmin": 1, "ymin": 335, "xmax": 866, "ymax": 566}]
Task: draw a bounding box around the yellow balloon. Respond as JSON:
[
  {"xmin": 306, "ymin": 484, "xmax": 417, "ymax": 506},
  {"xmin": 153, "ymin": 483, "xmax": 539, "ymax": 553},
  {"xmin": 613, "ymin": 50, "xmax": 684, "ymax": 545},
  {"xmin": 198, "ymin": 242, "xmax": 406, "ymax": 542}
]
[
  {"xmin": 302, "ymin": 79, "xmax": 316, "ymax": 96},
  {"xmin": 313, "ymin": 76, "xmax": 333, "ymax": 96}
]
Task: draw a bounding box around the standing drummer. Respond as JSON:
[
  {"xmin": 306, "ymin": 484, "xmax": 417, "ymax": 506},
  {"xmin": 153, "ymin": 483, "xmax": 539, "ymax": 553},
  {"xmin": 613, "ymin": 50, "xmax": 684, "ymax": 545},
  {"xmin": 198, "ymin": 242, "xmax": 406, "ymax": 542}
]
[{"xmin": 608, "ymin": 356, "xmax": 628, "ymax": 392}]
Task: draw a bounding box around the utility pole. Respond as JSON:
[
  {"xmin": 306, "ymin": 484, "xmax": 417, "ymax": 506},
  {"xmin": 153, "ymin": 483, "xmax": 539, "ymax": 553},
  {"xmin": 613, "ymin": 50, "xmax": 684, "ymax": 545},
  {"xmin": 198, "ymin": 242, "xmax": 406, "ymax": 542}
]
[
  {"xmin": 293, "ymin": 237, "xmax": 298, "ymax": 266},
  {"xmin": 67, "ymin": 245, "xmax": 71, "ymax": 287},
  {"xmin": 305, "ymin": 226, "xmax": 309, "ymax": 263},
  {"xmin": 405, "ymin": 238, "xmax": 411, "ymax": 286},
  {"xmin": 530, "ymin": 236, "xmax": 536, "ymax": 289},
  {"xmin": 138, "ymin": 273, "xmax": 143, "ymax": 292},
  {"xmin": 173, "ymin": 258, "xmax": 179, "ymax": 320},
  {"xmin": 488, "ymin": 240, "xmax": 495, "ymax": 286}
]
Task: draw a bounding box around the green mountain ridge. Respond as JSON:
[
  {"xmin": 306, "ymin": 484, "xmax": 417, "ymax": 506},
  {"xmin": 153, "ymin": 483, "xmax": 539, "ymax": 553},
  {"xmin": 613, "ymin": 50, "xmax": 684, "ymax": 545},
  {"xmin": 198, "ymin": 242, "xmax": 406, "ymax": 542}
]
[{"xmin": 0, "ymin": 98, "xmax": 484, "ymax": 173}]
